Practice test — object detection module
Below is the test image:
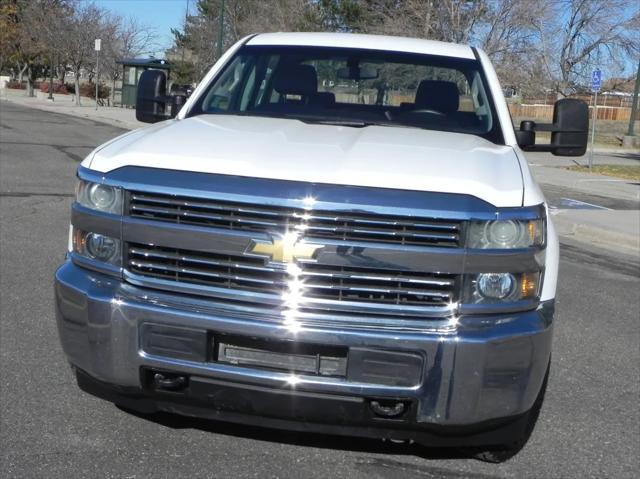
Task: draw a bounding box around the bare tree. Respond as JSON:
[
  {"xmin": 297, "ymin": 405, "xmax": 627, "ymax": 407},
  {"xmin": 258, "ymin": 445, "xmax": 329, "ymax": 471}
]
[
  {"xmin": 345, "ymin": 0, "xmax": 487, "ymax": 43},
  {"xmin": 533, "ymin": 0, "xmax": 639, "ymax": 96},
  {"xmin": 102, "ymin": 17, "xmax": 156, "ymax": 105},
  {"xmin": 476, "ymin": 0, "xmax": 548, "ymax": 96},
  {"xmin": 0, "ymin": 0, "xmax": 19, "ymax": 76},
  {"xmin": 172, "ymin": 0, "xmax": 319, "ymax": 83},
  {"xmin": 9, "ymin": 0, "xmax": 49, "ymax": 96},
  {"xmin": 61, "ymin": 2, "xmax": 110, "ymax": 105}
]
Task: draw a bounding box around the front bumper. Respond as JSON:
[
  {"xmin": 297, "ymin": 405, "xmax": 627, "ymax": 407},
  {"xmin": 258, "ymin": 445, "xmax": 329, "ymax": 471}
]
[{"xmin": 55, "ymin": 261, "xmax": 553, "ymax": 444}]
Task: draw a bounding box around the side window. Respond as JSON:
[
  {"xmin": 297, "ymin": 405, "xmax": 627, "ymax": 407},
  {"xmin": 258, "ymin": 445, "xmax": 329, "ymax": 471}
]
[
  {"xmin": 470, "ymin": 72, "xmax": 493, "ymax": 129},
  {"xmin": 202, "ymin": 56, "xmax": 250, "ymax": 112}
]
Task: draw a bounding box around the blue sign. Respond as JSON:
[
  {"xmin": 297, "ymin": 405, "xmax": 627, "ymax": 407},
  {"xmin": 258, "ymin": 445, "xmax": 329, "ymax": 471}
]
[{"xmin": 591, "ymin": 70, "xmax": 602, "ymax": 92}]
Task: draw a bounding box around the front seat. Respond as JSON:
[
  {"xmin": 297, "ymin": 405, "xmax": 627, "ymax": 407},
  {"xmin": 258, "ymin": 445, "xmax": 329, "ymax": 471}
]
[
  {"xmin": 271, "ymin": 63, "xmax": 318, "ymax": 106},
  {"xmin": 413, "ymin": 80, "xmax": 459, "ymax": 114}
]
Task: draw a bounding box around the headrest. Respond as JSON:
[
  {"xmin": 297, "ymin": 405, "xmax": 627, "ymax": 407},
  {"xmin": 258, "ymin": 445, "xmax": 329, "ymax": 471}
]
[
  {"xmin": 414, "ymin": 80, "xmax": 459, "ymax": 112},
  {"xmin": 310, "ymin": 91, "xmax": 336, "ymax": 106},
  {"xmin": 273, "ymin": 64, "xmax": 318, "ymax": 96}
]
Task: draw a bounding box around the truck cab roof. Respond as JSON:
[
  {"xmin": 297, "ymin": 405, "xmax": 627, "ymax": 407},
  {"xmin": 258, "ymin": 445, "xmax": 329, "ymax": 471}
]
[{"xmin": 247, "ymin": 32, "xmax": 476, "ymax": 59}]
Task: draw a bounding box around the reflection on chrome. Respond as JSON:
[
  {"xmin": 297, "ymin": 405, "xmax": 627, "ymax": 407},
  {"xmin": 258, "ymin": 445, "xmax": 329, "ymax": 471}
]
[
  {"xmin": 285, "ymin": 374, "xmax": 302, "ymax": 387},
  {"xmin": 110, "ymin": 297, "xmax": 124, "ymax": 307},
  {"xmin": 280, "ymin": 222, "xmax": 311, "ymax": 333},
  {"xmin": 444, "ymin": 302, "xmax": 460, "ymax": 328},
  {"xmin": 302, "ymin": 195, "xmax": 316, "ymax": 209}
]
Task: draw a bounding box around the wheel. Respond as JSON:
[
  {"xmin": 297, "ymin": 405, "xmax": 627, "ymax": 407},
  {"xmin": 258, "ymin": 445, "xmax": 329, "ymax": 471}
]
[{"xmin": 471, "ymin": 362, "xmax": 550, "ymax": 463}]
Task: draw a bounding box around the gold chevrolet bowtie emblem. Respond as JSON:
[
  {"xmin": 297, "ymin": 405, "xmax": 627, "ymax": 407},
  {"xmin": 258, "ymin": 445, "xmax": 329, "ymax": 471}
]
[{"xmin": 250, "ymin": 235, "xmax": 323, "ymax": 264}]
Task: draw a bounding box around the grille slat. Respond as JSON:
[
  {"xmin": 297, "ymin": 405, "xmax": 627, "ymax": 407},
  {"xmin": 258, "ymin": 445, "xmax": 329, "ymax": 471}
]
[
  {"xmin": 129, "ymin": 192, "xmax": 462, "ymax": 248},
  {"xmin": 128, "ymin": 247, "xmax": 280, "ymax": 273},
  {"xmin": 130, "ymin": 204, "xmax": 284, "ymax": 228},
  {"xmin": 301, "ymin": 270, "xmax": 454, "ymax": 287},
  {"xmin": 127, "ymin": 244, "xmax": 457, "ymax": 308},
  {"xmin": 129, "ymin": 260, "xmax": 288, "ymax": 287}
]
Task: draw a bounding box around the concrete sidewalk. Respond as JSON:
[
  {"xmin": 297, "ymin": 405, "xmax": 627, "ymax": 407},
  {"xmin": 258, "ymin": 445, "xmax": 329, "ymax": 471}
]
[
  {"xmin": 551, "ymin": 209, "xmax": 639, "ymax": 257},
  {"xmin": 1, "ymin": 88, "xmax": 145, "ymax": 130},
  {"xmin": 530, "ymin": 164, "xmax": 639, "ymax": 203}
]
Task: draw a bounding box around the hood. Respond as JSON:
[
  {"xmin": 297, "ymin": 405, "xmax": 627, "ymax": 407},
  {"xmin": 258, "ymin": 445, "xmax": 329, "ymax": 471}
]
[{"xmin": 86, "ymin": 115, "xmax": 523, "ymax": 207}]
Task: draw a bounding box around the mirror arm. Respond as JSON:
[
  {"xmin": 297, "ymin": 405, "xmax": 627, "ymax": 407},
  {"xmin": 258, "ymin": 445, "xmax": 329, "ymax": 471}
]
[
  {"xmin": 521, "ymin": 143, "xmax": 586, "ymax": 152},
  {"xmin": 137, "ymin": 95, "xmax": 177, "ymax": 120}
]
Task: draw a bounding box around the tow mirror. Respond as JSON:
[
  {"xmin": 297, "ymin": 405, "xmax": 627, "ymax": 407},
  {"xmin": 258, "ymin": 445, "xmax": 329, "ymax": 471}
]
[
  {"xmin": 516, "ymin": 98, "xmax": 589, "ymax": 156},
  {"xmin": 136, "ymin": 70, "xmax": 185, "ymax": 123}
]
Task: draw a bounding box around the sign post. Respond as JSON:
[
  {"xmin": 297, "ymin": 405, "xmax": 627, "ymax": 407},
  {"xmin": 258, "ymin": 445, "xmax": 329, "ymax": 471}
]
[
  {"xmin": 589, "ymin": 69, "xmax": 602, "ymax": 169},
  {"xmin": 94, "ymin": 39, "xmax": 101, "ymax": 110}
]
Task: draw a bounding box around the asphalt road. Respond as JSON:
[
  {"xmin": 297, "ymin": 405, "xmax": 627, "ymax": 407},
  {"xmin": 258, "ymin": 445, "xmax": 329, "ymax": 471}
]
[{"xmin": 1, "ymin": 102, "xmax": 639, "ymax": 478}]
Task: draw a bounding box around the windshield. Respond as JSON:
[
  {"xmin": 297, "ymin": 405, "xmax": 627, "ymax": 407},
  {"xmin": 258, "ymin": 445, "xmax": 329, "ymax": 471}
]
[{"xmin": 190, "ymin": 45, "xmax": 503, "ymax": 143}]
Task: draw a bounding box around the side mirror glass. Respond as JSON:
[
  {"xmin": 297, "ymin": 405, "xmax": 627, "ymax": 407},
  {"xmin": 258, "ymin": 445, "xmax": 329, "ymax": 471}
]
[
  {"xmin": 516, "ymin": 99, "xmax": 589, "ymax": 157},
  {"xmin": 551, "ymin": 98, "xmax": 589, "ymax": 156},
  {"xmin": 136, "ymin": 70, "xmax": 168, "ymax": 123}
]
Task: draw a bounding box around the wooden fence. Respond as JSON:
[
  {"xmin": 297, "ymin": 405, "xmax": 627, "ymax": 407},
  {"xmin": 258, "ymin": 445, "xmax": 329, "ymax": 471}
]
[{"xmin": 508, "ymin": 103, "xmax": 638, "ymax": 122}]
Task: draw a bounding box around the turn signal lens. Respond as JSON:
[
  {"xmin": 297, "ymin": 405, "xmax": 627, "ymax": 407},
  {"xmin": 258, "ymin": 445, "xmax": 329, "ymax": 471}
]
[{"xmin": 520, "ymin": 272, "xmax": 539, "ymax": 299}]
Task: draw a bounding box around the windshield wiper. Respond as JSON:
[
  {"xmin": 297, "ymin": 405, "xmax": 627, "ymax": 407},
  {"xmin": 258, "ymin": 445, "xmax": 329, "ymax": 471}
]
[{"xmin": 298, "ymin": 118, "xmax": 371, "ymax": 127}]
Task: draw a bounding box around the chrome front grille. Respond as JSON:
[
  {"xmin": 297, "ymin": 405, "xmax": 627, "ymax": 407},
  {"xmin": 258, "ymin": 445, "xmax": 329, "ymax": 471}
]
[
  {"xmin": 128, "ymin": 192, "xmax": 462, "ymax": 247},
  {"xmin": 127, "ymin": 243, "xmax": 458, "ymax": 308}
]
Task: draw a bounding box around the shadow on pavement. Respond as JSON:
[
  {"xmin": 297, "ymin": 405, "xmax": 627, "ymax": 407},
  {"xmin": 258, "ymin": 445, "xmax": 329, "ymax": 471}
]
[
  {"xmin": 608, "ymin": 152, "xmax": 640, "ymax": 161},
  {"xmin": 116, "ymin": 405, "xmax": 475, "ymax": 463}
]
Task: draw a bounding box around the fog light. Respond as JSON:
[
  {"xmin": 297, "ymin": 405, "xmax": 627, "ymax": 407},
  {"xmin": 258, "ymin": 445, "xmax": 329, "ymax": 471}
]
[
  {"xmin": 72, "ymin": 228, "xmax": 121, "ymax": 266},
  {"xmin": 85, "ymin": 233, "xmax": 119, "ymax": 262},
  {"xmin": 477, "ymin": 273, "xmax": 515, "ymax": 299}
]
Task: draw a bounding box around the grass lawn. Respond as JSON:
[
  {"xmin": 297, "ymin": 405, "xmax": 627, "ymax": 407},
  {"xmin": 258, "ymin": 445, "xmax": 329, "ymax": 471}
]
[
  {"xmin": 564, "ymin": 164, "xmax": 640, "ymax": 181},
  {"xmin": 513, "ymin": 118, "xmax": 633, "ymax": 147}
]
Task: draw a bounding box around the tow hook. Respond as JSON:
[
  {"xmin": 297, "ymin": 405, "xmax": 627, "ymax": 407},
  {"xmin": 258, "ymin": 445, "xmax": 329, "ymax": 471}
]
[
  {"xmin": 370, "ymin": 400, "xmax": 407, "ymax": 418},
  {"xmin": 152, "ymin": 372, "xmax": 188, "ymax": 391}
]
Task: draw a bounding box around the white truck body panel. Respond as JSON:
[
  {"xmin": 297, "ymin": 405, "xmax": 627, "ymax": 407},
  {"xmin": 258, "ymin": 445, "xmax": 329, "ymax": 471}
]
[{"xmin": 85, "ymin": 115, "xmax": 524, "ymax": 208}]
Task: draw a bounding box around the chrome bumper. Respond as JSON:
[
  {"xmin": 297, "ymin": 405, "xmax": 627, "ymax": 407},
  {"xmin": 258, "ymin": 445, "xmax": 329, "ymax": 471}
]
[{"xmin": 55, "ymin": 261, "xmax": 553, "ymax": 428}]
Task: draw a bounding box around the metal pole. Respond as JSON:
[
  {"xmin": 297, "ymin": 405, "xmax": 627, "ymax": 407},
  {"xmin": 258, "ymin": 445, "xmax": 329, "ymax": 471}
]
[
  {"xmin": 181, "ymin": 0, "xmax": 189, "ymax": 64},
  {"xmin": 217, "ymin": 0, "xmax": 225, "ymax": 59},
  {"xmin": 95, "ymin": 48, "xmax": 99, "ymax": 110},
  {"xmin": 48, "ymin": 51, "xmax": 54, "ymax": 100},
  {"xmin": 626, "ymin": 58, "xmax": 640, "ymax": 137},
  {"xmin": 589, "ymin": 91, "xmax": 597, "ymax": 169}
]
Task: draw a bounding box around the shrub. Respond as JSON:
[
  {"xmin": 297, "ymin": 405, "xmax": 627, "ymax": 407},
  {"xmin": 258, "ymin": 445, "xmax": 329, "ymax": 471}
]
[
  {"xmin": 6, "ymin": 80, "xmax": 25, "ymax": 90},
  {"xmin": 39, "ymin": 82, "xmax": 69, "ymax": 94},
  {"xmin": 85, "ymin": 83, "xmax": 111, "ymax": 100}
]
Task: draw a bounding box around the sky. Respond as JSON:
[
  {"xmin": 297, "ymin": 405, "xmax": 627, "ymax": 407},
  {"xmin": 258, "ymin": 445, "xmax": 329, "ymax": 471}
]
[{"xmin": 92, "ymin": 0, "xmax": 192, "ymax": 57}]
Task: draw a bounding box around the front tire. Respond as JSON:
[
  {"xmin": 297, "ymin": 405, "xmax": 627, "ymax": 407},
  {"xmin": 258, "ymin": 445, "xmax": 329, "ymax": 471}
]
[{"xmin": 471, "ymin": 362, "xmax": 550, "ymax": 463}]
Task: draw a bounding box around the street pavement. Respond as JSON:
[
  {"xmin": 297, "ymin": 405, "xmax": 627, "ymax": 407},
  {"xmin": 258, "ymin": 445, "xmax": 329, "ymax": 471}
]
[{"xmin": 1, "ymin": 102, "xmax": 639, "ymax": 478}]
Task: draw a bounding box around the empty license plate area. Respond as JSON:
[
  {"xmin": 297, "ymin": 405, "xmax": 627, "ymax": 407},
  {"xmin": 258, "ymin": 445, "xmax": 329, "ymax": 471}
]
[
  {"xmin": 215, "ymin": 335, "xmax": 424, "ymax": 387},
  {"xmin": 140, "ymin": 323, "xmax": 424, "ymax": 387},
  {"xmin": 216, "ymin": 335, "xmax": 348, "ymax": 377}
]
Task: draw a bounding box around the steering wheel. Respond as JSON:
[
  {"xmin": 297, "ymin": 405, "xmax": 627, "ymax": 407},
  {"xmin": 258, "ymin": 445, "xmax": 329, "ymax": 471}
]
[{"xmin": 411, "ymin": 109, "xmax": 444, "ymax": 116}]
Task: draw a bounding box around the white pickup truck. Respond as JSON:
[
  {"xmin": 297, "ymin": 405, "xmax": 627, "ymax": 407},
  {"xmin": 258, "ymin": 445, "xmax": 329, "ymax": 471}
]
[{"xmin": 55, "ymin": 33, "xmax": 588, "ymax": 462}]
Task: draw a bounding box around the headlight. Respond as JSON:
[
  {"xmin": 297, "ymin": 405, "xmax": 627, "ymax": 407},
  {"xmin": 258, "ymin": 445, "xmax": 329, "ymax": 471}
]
[
  {"xmin": 72, "ymin": 228, "xmax": 121, "ymax": 266},
  {"xmin": 465, "ymin": 272, "xmax": 540, "ymax": 304},
  {"xmin": 467, "ymin": 219, "xmax": 544, "ymax": 249},
  {"xmin": 76, "ymin": 180, "xmax": 123, "ymax": 214}
]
